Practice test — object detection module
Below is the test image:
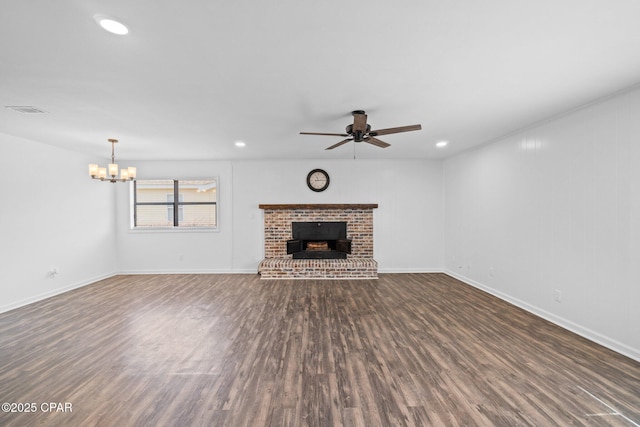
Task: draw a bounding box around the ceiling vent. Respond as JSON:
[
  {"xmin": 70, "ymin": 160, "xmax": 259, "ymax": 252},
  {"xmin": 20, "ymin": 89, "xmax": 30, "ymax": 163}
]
[{"xmin": 5, "ymin": 106, "xmax": 47, "ymax": 114}]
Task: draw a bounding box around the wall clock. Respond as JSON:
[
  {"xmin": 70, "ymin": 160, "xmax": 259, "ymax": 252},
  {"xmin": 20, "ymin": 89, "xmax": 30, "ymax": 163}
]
[{"xmin": 307, "ymin": 169, "xmax": 330, "ymax": 192}]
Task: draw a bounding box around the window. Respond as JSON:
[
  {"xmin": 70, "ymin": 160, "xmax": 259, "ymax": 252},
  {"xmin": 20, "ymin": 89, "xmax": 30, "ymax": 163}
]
[{"xmin": 132, "ymin": 179, "xmax": 217, "ymax": 229}]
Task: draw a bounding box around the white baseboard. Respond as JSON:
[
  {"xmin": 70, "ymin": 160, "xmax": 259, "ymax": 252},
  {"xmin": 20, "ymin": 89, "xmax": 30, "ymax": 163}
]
[
  {"xmin": 378, "ymin": 267, "xmax": 443, "ymax": 274},
  {"xmin": 117, "ymin": 269, "xmax": 254, "ymax": 275},
  {"xmin": 444, "ymin": 269, "xmax": 640, "ymax": 363},
  {"xmin": 0, "ymin": 272, "xmax": 117, "ymax": 314}
]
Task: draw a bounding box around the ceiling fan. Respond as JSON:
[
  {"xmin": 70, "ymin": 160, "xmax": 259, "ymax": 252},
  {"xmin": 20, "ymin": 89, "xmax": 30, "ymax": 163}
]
[{"xmin": 300, "ymin": 110, "xmax": 422, "ymax": 150}]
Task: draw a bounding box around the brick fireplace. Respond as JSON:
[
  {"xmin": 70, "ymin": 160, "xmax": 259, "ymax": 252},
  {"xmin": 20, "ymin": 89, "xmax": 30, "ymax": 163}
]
[{"xmin": 258, "ymin": 204, "xmax": 378, "ymax": 279}]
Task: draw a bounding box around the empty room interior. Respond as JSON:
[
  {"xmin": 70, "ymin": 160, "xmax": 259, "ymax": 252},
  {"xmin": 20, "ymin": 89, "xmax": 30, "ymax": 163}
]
[{"xmin": 1, "ymin": 1, "xmax": 639, "ymax": 426}]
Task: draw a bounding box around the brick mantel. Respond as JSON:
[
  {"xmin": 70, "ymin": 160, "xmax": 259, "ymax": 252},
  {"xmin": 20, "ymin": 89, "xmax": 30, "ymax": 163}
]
[{"xmin": 259, "ymin": 204, "xmax": 378, "ymax": 210}]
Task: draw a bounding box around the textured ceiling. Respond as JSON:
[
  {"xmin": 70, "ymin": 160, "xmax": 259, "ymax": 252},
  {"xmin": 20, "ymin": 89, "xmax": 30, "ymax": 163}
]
[{"xmin": 2, "ymin": 0, "xmax": 640, "ymax": 161}]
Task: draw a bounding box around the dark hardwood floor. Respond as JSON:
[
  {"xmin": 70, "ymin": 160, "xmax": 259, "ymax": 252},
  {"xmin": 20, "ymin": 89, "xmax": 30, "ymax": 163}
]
[{"xmin": 0, "ymin": 273, "xmax": 638, "ymax": 426}]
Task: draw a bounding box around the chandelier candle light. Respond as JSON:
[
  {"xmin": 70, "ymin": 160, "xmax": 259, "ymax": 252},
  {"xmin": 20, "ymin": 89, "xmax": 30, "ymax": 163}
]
[{"xmin": 88, "ymin": 138, "xmax": 136, "ymax": 182}]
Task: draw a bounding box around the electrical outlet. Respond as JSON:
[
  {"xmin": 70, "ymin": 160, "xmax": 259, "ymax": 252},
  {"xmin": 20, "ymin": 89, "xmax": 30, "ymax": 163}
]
[{"xmin": 554, "ymin": 290, "xmax": 562, "ymax": 303}]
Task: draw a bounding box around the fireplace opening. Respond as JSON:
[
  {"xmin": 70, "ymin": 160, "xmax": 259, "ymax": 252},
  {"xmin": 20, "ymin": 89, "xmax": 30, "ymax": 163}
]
[{"xmin": 287, "ymin": 222, "xmax": 352, "ymax": 259}]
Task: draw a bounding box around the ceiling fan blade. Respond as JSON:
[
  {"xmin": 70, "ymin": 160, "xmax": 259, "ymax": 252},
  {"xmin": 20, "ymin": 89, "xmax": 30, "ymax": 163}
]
[
  {"xmin": 300, "ymin": 132, "xmax": 350, "ymax": 137},
  {"xmin": 369, "ymin": 124, "xmax": 421, "ymax": 136},
  {"xmin": 353, "ymin": 112, "xmax": 368, "ymax": 132},
  {"xmin": 326, "ymin": 138, "xmax": 353, "ymax": 150},
  {"xmin": 364, "ymin": 136, "xmax": 391, "ymax": 148}
]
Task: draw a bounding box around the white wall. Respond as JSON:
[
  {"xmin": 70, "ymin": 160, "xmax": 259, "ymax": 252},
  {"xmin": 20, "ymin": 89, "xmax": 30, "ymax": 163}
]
[
  {"xmin": 231, "ymin": 159, "xmax": 444, "ymax": 273},
  {"xmin": 444, "ymin": 88, "xmax": 640, "ymax": 361},
  {"xmin": 116, "ymin": 158, "xmax": 444, "ymax": 273},
  {"xmin": 0, "ymin": 133, "xmax": 117, "ymax": 312}
]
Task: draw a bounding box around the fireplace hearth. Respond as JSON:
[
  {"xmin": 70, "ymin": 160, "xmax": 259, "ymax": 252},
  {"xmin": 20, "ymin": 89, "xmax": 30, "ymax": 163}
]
[{"xmin": 287, "ymin": 222, "xmax": 352, "ymax": 259}]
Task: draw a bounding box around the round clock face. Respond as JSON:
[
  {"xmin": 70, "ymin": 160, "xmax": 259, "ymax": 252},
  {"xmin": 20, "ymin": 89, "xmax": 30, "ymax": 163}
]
[{"xmin": 307, "ymin": 169, "xmax": 330, "ymax": 192}]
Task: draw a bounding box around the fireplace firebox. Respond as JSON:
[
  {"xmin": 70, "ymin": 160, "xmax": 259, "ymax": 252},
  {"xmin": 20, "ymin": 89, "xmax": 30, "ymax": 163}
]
[{"xmin": 287, "ymin": 222, "xmax": 352, "ymax": 259}]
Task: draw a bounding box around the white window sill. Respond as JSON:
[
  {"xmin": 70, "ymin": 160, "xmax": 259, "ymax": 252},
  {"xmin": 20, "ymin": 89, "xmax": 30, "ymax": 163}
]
[{"xmin": 128, "ymin": 227, "xmax": 219, "ymax": 234}]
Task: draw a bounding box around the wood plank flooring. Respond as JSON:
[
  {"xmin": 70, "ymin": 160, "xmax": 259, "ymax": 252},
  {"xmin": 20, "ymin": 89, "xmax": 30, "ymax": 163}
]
[{"xmin": 0, "ymin": 273, "xmax": 638, "ymax": 426}]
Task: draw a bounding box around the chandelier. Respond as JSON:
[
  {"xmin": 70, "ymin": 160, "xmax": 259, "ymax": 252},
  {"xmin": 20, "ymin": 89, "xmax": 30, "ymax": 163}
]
[{"xmin": 88, "ymin": 139, "xmax": 136, "ymax": 182}]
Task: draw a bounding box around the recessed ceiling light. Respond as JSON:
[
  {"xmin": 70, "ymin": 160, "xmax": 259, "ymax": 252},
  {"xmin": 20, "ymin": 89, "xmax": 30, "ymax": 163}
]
[
  {"xmin": 94, "ymin": 15, "xmax": 129, "ymax": 35},
  {"xmin": 436, "ymin": 141, "xmax": 448, "ymax": 148},
  {"xmin": 235, "ymin": 141, "xmax": 246, "ymax": 147}
]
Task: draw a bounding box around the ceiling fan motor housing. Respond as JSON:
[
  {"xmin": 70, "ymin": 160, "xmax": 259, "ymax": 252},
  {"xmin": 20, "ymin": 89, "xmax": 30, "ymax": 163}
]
[{"xmin": 345, "ymin": 123, "xmax": 371, "ymax": 141}]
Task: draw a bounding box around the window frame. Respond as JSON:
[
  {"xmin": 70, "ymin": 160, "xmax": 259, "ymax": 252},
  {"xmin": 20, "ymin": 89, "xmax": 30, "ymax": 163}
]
[
  {"xmin": 131, "ymin": 178, "xmax": 218, "ymax": 231},
  {"xmin": 166, "ymin": 193, "xmax": 185, "ymax": 223}
]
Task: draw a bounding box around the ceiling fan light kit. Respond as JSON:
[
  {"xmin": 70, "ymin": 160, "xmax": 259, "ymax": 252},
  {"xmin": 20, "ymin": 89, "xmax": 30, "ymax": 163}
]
[
  {"xmin": 88, "ymin": 139, "xmax": 137, "ymax": 183},
  {"xmin": 300, "ymin": 110, "xmax": 422, "ymax": 150}
]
